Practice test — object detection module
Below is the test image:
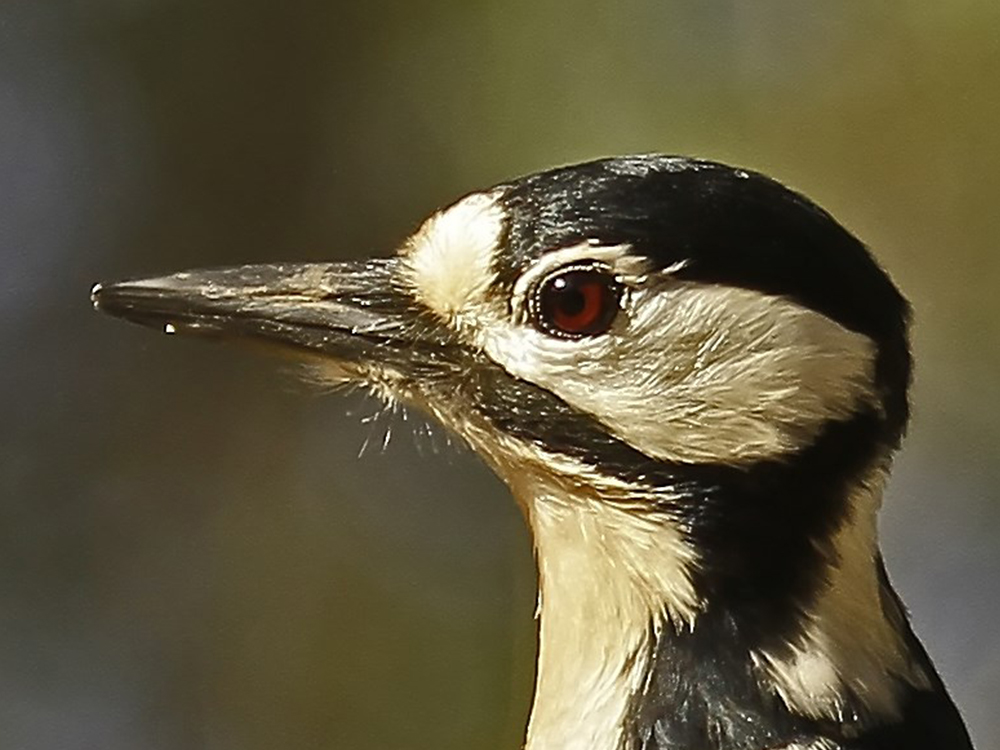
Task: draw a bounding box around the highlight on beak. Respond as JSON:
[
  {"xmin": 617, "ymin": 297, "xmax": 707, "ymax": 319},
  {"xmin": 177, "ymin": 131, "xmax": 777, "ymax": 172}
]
[{"xmin": 91, "ymin": 259, "xmax": 455, "ymax": 367}]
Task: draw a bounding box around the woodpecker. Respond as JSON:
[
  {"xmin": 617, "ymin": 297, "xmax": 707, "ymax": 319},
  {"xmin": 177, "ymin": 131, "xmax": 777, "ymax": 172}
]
[{"xmin": 93, "ymin": 155, "xmax": 974, "ymax": 750}]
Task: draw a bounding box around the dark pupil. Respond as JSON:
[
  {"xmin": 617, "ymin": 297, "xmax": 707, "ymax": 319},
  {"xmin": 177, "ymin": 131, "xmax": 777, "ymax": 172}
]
[{"xmin": 553, "ymin": 279, "xmax": 586, "ymax": 315}]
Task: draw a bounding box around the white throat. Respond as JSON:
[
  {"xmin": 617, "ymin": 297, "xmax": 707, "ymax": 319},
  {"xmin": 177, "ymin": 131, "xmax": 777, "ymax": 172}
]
[
  {"xmin": 508, "ymin": 464, "xmax": 926, "ymax": 750},
  {"xmin": 516, "ymin": 475, "xmax": 700, "ymax": 750}
]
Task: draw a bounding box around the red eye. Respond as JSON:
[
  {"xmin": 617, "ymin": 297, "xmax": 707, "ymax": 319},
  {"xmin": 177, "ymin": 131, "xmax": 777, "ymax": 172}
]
[{"xmin": 535, "ymin": 267, "xmax": 621, "ymax": 337}]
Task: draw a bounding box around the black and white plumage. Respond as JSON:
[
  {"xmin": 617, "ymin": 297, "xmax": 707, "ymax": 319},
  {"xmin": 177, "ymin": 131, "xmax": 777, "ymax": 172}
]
[{"xmin": 92, "ymin": 155, "xmax": 974, "ymax": 750}]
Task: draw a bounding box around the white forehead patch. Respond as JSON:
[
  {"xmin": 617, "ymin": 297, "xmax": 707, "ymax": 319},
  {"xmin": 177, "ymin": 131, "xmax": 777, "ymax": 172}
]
[{"xmin": 400, "ymin": 191, "xmax": 505, "ymax": 326}]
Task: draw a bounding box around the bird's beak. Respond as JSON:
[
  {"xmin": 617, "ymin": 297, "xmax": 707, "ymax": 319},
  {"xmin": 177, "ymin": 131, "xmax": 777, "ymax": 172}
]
[{"xmin": 91, "ymin": 259, "xmax": 458, "ymax": 377}]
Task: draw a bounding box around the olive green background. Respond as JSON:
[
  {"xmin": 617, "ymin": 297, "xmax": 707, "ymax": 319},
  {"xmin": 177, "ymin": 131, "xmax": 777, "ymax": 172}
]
[{"xmin": 2, "ymin": 2, "xmax": 998, "ymax": 748}]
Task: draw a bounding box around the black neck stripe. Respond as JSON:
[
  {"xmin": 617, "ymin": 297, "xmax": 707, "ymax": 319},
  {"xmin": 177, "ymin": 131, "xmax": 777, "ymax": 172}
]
[{"xmin": 460, "ymin": 359, "xmax": 888, "ymax": 643}]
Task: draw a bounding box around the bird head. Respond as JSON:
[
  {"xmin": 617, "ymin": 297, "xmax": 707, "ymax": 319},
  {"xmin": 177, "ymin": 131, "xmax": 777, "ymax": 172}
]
[
  {"xmin": 94, "ymin": 156, "xmax": 960, "ymax": 750},
  {"xmin": 93, "ymin": 154, "xmax": 910, "ymax": 479},
  {"xmin": 94, "ymin": 155, "xmax": 911, "ymax": 621}
]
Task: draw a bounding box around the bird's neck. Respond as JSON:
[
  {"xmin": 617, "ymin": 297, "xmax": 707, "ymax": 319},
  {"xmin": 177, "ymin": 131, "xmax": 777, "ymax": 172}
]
[
  {"xmin": 747, "ymin": 471, "xmax": 923, "ymax": 727},
  {"xmin": 525, "ymin": 498, "xmax": 688, "ymax": 750},
  {"xmin": 518, "ymin": 469, "xmax": 923, "ymax": 750}
]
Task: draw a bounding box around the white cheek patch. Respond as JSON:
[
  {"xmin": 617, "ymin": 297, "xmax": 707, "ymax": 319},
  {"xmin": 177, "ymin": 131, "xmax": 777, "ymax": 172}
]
[
  {"xmin": 400, "ymin": 191, "xmax": 505, "ymax": 329},
  {"xmin": 483, "ymin": 280, "xmax": 878, "ymax": 465}
]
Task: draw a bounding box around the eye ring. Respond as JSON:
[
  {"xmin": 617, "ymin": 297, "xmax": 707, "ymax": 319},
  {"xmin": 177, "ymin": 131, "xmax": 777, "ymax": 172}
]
[{"xmin": 531, "ymin": 263, "xmax": 623, "ymax": 338}]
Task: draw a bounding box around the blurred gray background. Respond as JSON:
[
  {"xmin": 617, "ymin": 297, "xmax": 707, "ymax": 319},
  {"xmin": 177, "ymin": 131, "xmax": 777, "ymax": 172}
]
[{"xmin": 2, "ymin": 2, "xmax": 998, "ymax": 749}]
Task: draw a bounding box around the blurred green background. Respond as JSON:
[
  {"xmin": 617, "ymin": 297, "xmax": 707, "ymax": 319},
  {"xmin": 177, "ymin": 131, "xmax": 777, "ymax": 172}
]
[{"xmin": 2, "ymin": 2, "xmax": 998, "ymax": 748}]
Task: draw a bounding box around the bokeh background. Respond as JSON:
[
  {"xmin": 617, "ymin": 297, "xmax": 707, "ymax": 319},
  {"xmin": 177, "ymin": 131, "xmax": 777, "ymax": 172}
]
[{"xmin": 2, "ymin": 2, "xmax": 998, "ymax": 748}]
